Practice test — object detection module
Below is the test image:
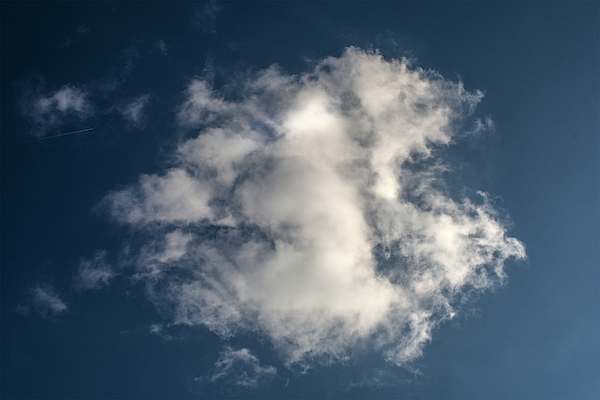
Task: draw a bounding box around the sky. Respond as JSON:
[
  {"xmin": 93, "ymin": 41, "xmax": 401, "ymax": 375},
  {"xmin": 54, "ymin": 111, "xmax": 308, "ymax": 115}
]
[{"xmin": 1, "ymin": 2, "xmax": 598, "ymax": 399}]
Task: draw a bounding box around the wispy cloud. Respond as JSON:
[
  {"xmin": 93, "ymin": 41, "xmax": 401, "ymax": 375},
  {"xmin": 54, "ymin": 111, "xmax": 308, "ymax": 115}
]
[
  {"xmin": 19, "ymin": 80, "xmax": 93, "ymax": 136},
  {"xmin": 18, "ymin": 45, "xmax": 152, "ymax": 138},
  {"xmin": 203, "ymin": 346, "xmax": 277, "ymax": 387},
  {"xmin": 102, "ymin": 48, "xmax": 525, "ymax": 369},
  {"xmin": 148, "ymin": 323, "xmax": 174, "ymax": 342},
  {"xmin": 74, "ymin": 250, "xmax": 116, "ymax": 291},
  {"xmin": 154, "ymin": 39, "xmax": 171, "ymax": 58},
  {"xmin": 192, "ymin": 0, "xmax": 223, "ymax": 33},
  {"xmin": 60, "ymin": 25, "xmax": 91, "ymax": 48},
  {"xmin": 19, "ymin": 283, "xmax": 69, "ymax": 318},
  {"xmin": 118, "ymin": 94, "xmax": 150, "ymax": 127}
]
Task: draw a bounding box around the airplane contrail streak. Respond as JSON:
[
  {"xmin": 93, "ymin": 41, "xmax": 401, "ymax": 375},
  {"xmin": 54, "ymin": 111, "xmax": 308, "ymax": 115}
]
[{"xmin": 7, "ymin": 128, "xmax": 95, "ymax": 146}]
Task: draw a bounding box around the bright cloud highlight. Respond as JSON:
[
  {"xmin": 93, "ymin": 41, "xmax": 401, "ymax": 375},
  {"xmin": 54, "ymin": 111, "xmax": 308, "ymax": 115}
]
[{"xmin": 103, "ymin": 48, "xmax": 525, "ymax": 368}]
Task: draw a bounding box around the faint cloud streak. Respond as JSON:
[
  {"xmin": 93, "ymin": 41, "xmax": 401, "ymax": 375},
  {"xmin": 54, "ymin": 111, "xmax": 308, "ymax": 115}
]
[
  {"xmin": 192, "ymin": 0, "xmax": 223, "ymax": 33},
  {"xmin": 18, "ymin": 283, "xmax": 69, "ymax": 318},
  {"xmin": 75, "ymin": 250, "xmax": 116, "ymax": 291}
]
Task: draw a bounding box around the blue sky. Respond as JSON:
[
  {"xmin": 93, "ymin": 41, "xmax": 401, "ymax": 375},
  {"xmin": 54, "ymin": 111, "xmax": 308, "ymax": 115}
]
[{"xmin": 2, "ymin": 2, "xmax": 598, "ymax": 399}]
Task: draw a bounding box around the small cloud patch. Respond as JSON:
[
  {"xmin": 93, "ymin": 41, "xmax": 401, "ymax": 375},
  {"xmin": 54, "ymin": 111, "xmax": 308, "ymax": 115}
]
[
  {"xmin": 18, "ymin": 283, "xmax": 69, "ymax": 318},
  {"xmin": 74, "ymin": 250, "xmax": 116, "ymax": 291},
  {"xmin": 202, "ymin": 346, "xmax": 277, "ymax": 388},
  {"xmin": 19, "ymin": 80, "xmax": 93, "ymax": 136}
]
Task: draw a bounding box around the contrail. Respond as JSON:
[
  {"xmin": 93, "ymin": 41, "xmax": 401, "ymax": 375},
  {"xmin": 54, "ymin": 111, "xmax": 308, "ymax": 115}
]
[{"xmin": 6, "ymin": 127, "xmax": 94, "ymax": 146}]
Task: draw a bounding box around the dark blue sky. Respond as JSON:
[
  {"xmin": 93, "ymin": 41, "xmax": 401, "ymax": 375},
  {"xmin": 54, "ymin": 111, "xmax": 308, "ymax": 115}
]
[{"xmin": 2, "ymin": 2, "xmax": 598, "ymax": 399}]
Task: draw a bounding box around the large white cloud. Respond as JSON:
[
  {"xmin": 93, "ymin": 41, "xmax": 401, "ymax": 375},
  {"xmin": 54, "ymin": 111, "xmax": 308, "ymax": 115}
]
[{"xmin": 103, "ymin": 47, "xmax": 525, "ymax": 368}]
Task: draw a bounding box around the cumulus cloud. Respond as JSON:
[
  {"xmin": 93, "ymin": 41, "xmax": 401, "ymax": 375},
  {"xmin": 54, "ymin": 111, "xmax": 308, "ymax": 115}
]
[
  {"xmin": 19, "ymin": 81, "xmax": 93, "ymax": 136},
  {"xmin": 204, "ymin": 346, "xmax": 277, "ymax": 387},
  {"xmin": 75, "ymin": 250, "xmax": 116, "ymax": 291},
  {"xmin": 20, "ymin": 283, "xmax": 69, "ymax": 318},
  {"xmin": 102, "ymin": 48, "xmax": 525, "ymax": 368}
]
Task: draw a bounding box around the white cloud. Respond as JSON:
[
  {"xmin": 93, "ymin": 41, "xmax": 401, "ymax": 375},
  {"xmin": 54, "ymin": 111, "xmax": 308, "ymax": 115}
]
[
  {"xmin": 103, "ymin": 48, "xmax": 525, "ymax": 368},
  {"xmin": 176, "ymin": 80, "xmax": 229, "ymax": 127},
  {"xmin": 20, "ymin": 83, "xmax": 93, "ymax": 136},
  {"xmin": 148, "ymin": 323, "xmax": 173, "ymax": 342},
  {"xmin": 130, "ymin": 229, "xmax": 196, "ymax": 281},
  {"xmin": 26, "ymin": 283, "xmax": 68, "ymax": 318},
  {"xmin": 105, "ymin": 169, "xmax": 214, "ymax": 226},
  {"xmin": 204, "ymin": 346, "xmax": 277, "ymax": 387},
  {"xmin": 75, "ymin": 250, "xmax": 116, "ymax": 291}
]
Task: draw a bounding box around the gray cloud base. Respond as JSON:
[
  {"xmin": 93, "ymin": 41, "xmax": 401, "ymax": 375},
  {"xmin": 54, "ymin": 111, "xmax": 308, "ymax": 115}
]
[{"xmin": 103, "ymin": 48, "xmax": 525, "ymax": 368}]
